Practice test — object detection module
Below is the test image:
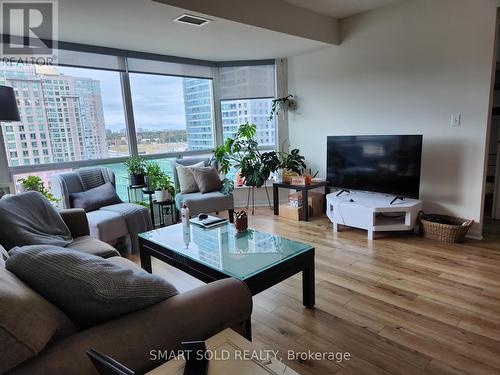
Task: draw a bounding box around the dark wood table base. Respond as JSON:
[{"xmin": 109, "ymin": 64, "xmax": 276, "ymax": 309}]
[
  {"xmin": 273, "ymin": 181, "xmax": 329, "ymax": 221},
  {"xmin": 139, "ymin": 238, "xmax": 315, "ymax": 310}
]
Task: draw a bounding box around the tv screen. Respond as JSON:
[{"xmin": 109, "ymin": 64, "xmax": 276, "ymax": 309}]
[{"xmin": 327, "ymin": 135, "xmax": 423, "ymax": 198}]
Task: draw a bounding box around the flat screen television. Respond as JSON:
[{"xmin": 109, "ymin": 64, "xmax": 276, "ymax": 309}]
[{"xmin": 327, "ymin": 135, "xmax": 423, "ymax": 198}]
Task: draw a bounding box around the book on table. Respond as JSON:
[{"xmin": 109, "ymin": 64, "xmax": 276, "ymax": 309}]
[{"xmin": 189, "ymin": 215, "xmax": 227, "ymax": 228}]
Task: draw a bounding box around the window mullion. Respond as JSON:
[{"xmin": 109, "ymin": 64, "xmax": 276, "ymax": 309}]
[
  {"xmin": 212, "ymin": 66, "xmax": 223, "ymax": 148},
  {"xmin": 275, "ymin": 58, "xmax": 288, "ymax": 152},
  {"xmin": 120, "ymin": 59, "xmax": 138, "ymax": 157}
]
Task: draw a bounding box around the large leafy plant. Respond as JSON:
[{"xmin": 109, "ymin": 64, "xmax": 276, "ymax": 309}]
[
  {"xmin": 212, "ymin": 123, "xmax": 280, "ymax": 188},
  {"xmin": 277, "ymin": 148, "xmax": 306, "ymax": 173},
  {"xmin": 124, "ymin": 156, "xmax": 146, "ymax": 175},
  {"xmin": 152, "ymin": 174, "xmax": 175, "ymax": 195},
  {"xmin": 17, "ymin": 175, "xmax": 59, "ymax": 203}
]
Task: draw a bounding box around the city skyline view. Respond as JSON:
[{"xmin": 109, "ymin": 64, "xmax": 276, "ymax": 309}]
[{"xmin": 1, "ymin": 63, "xmax": 276, "ymax": 168}]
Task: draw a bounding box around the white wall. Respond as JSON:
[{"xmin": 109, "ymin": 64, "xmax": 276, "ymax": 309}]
[{"xmin": 287, "ymin": 0, "xmax": 498, "ymax": 237}]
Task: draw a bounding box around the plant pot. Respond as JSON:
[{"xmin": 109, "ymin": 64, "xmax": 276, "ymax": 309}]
[
  {"xmin": 18, "ymin": 185, "xmax": 39, "ymax": 192},
  {"xmin": 275, "ymin": 168, "xmax": 284, "ymax": 183},
  {"xmin": 155, "ymin": 190, "xmax": 171, "ymax": 202},
  {"xmin": 130, "ymin": 173, "xmax": 144, "ymax": 187},
  {"xmin": 235, "ymin": 172, "xmax": 245, "ymax": 187},
  {"xmin": 144, "ymin": 175, "xmax": 153, "ymax": 190}
]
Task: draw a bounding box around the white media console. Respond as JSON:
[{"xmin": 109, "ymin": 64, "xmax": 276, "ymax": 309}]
[{"xmin": 326, "ymin": 190, "xmax": 423, "ymax": 240}]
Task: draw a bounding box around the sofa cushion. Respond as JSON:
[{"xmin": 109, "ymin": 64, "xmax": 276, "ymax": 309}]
[
  {"xmin": 0, "ymin": 191, "xmax": 72, "ymax": 251},
  {"xmin": 66, "ymin": 235, "xmax": 120, "ymax": 258},
  {"xmin": 191, "ymin": 166, "xmax": 222, "ymax": 194},
  {"xmin": 70, "ymin": 182, "xmax": 121, "ymax": 212},
  {"xmin": 86, "ymin": 209, "xmax": 129, "ymax": 243},
  {"xmin": 175, "ymin": 191, "xmax": 234, "ymax": 216},
  {"xmin": 0, "ymin": 267, "xmax": 76, "ymax": 374},
  {"xmin": 176, "ymin": 161, "xmax": 205, "ymax": 194},
  {"xmin": 6, "ymin": 245, "xmax": 179, "ymax": 328},
  {"xmin": 107, "ymin": 256, "xmax": 141, "ymax": 271},
  {"xmin": 99, "ymin": 203, "xmax": 152, "ymax": 234},
  {"xmin": 77, "ymin": 168, "xmax": 106, "ymax": 191}
]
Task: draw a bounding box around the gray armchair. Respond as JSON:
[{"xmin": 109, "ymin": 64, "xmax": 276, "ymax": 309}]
[
  {"xmin": 50, "ymin": 167, "xmax": 152, "ymax": 253},
  {"xmin": 172, "ymin": 157, "xmax": 234, "ymax": 222}
]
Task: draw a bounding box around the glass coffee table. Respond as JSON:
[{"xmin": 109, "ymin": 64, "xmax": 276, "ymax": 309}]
[{"xmin": 138, "ymin": 223, "xmax": 315, "ymax": 310}]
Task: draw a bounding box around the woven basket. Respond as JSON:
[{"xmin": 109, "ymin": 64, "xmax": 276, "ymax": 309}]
[{"xmin": 419, "ymin": 213, "xmax": 473, "ymax": 243}]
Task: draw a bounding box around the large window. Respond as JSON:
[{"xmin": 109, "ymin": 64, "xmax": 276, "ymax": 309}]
[
  {"xmin": 218, "ymin": 65, "xmax": 276, "ymax": 147},
  {"xmin": 221, "ymin": 98, "xmax": 275, "ymax": 146},
  {"xmin": 129, "ymin": 73, "xmax": 214, "ymax": 154},
  {"xmin": 0, "ymin": 63, "xmax": 127, "ymax": 167},
  {"xmin": 0, "ymin": 42, "xmax": 278, "ymax": 197}
]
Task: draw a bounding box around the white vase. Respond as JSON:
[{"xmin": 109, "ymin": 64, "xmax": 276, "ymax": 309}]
[
  {"xmin": 276, "ymin": 168, "xmax": 285, "ymax": 183},
  {"xmin": 155, "ymin": 190, "xmax": 171, "ymax": 202}
]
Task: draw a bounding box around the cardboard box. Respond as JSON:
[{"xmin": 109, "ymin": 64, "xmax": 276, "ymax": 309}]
[
  {"xmin": 288, "ymin": 194, "xmax": 303, "ymax": 208},
  {"xmin": 279, "ymin": 204, "xmax": 303, "ymax": 221},
  {"xmin": 288, "ymin": 192, "xmax": 325, "ymax": 217},
  {"xmin": 290, "ymin": 176, "xmax": 306, "ymax": 186}
]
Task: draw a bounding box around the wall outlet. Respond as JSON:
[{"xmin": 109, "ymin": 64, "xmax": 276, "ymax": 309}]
[{"xmin": 451, "ymin": 113, "xmax": 461, "ymax": 127}]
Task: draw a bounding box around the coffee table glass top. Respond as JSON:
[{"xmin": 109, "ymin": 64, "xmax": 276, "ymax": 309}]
[{"xmin": 139, "ymin": 223, "xmax": 313, "ymax": 280}]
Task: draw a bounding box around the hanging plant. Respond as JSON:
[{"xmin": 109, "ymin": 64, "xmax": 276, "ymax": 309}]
[{"xmin": 269, "ymin": 94, "xmax": 297, "ymax": 121}]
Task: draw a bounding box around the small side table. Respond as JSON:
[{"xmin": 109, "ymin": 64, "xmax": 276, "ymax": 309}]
[
  {"xmin": 127, "ymin": 184, "xmax": 145, "ymax": 203},
  {"xmin": 273, "ymin": 181, "xmax": 329, "ymax": 221},
  {"xmin": 142, "ymin": 189, "xmax": 156, "ymax": 228},
  {"xmin": 156, "ymin": 199, "xmax": 177, "ymax": 227}
]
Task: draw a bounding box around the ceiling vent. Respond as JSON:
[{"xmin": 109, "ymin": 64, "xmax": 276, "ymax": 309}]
[{"xmin": 173, "ymin": 14, "xmax": 211, "ymax": 27}]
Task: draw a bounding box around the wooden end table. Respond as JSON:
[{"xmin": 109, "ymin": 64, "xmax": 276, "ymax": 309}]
[{"xmin": 273, "ymin": 181, "xmax": 329, "ymax": 221}]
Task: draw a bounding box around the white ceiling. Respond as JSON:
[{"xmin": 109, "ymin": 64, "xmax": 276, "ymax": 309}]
[
  {"xmin": 55, "ymin": 0, "xmax": 328, "ymax": 61},
  {"xmin": 282, "ymin": 0, "xmax": 406, "ymax": 19}
]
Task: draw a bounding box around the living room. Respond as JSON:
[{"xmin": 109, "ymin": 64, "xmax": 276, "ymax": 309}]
[{"xmin": 1, "ymin": 0, "xmax": 500, "ymax": 374}]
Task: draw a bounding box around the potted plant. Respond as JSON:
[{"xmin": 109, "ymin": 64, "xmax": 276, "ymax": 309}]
[
  {"xmin": 277, "ymin": 148, "xmax": 306, "ymax": 183},
  {"xmin": 124, "ymin": 156, "xmax": 146, "ymax": 186},
  {"xmin": 212, "ymin": 123, "xmax": 280, "ymax": 188},
  {"xmin": 269, "ymin": 94, "xmax": 297, "ymax": 121},
  {"xmin": 152, "ymin": 173, "xmax": 175, "ymax": 202},
  {"xmin": 17, "ymin": 176, "xmax": 59, "ymax": 204},
  {"xmin": 144, "ymin": 161, "xmax": 162, "ymax": 191}
]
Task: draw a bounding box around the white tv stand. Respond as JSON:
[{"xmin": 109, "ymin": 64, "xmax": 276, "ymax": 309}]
[{"xmin": 326, "ymin": 190, "xmax": 423, "ymax": 240}]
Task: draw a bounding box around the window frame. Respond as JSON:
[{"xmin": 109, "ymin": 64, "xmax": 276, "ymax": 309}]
[
  {"xmin": 1, "ymin": 35, "xmax": 279, "ymax": 181},
  {"xmin": 127, "ymin": 71, "xmax": 217, "ymax": 155}
]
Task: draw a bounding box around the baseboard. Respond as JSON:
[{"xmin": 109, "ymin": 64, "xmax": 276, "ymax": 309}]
[{"xmin": 465, "ymin": 230, "xmax": 483, "ymax": 241}]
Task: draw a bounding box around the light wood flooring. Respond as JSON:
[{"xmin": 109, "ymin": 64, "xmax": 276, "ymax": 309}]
[{"xmin": 132, "ymin": 208, "xmax": 500, "ymax": 375}]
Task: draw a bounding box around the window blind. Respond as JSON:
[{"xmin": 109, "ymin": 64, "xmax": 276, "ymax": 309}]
[
  {"xmin": 56, "ymin": 49, "xmax": 126, "ymax": 71},
  {"xmin": 126, "ymin": 58, "xmax": 214, "ymax": 79},
  {"xmin": 218, "ymin": 65, "xmax": 275, "ymax": 100}
]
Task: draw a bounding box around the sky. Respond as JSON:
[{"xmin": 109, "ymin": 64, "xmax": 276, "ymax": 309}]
[{"xmin": 57, "ymin": 67, "xmax": 187, "ymax": 132}]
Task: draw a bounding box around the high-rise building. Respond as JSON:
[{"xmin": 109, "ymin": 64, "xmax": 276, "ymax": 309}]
[
  {"xmin": 0, "ymin": 64, "xmax": 53, "ymax": 166},
  {"xmin": 183, "ymin": 67, "xmax": 275, "ymax": 150},
  {"xmin": 220, "ymin": 99, "xmax": 274, "ymax": 145},
  {"xmin": 182, "ymin": 78, "xmax": 214, "ymax": 151},
  {"xmin": 0, "ymin": 63, "xmax": 108, "ymax": 166}
]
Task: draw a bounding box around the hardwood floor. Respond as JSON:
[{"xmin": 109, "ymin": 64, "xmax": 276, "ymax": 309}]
[{"xmin": 133, "ymin": 208, "xmax": 500, "ymax": 375}]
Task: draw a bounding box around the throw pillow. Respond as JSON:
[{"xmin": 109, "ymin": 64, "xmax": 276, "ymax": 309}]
[
  {"xmin": 0, "ymin": 266, "xmax": 76, "ymax": 373},
  {"xmin": 191, "ymin": 167, "xmax": 222, "ymax": 194},
  {"xmin": 70, "ymin": 182, "xmax": 121, "ymax": 212},
  {"xmin": 176, "ymin": 161, "xmax": 205, "ymax": 194},
  {"xmin": 0, "ymin": 191, "xmax": 72, "ymax": 251},
  {"xmin": 6, "ymin": 245, "xmax": 179, "ymax": 328}
]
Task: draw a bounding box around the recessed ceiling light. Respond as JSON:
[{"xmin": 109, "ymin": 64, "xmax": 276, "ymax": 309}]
[{"xmin": 173, "ymin": 14, "xmax": 211, "ymax": 27}]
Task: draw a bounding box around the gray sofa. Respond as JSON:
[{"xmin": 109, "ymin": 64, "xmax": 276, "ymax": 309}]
[
  {"xmin": 173, "ymin": 157, "xmax": 234, "ymax": 222},
  {"xmin": 1, "ymin": 202, "xmax": 253, "ymax": 375},
  {"xmin": 50, "ymin": 167, "xmax": 152, "ymax": 253}
]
